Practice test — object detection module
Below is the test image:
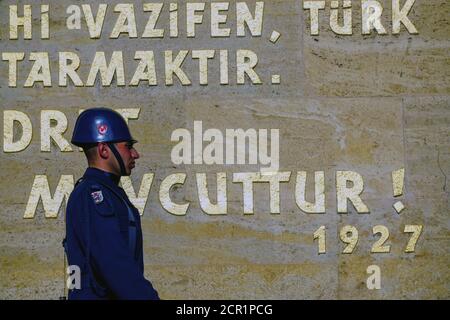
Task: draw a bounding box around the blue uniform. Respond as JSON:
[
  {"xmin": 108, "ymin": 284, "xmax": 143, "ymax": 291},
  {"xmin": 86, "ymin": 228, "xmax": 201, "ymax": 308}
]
[{"xmin": 65, "ymin": 167, "xmax": 159, "ymax": 300}]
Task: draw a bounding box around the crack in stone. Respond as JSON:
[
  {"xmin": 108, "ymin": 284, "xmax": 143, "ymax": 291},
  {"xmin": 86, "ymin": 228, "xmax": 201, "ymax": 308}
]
[{"xmin": 436, "ymin": 147, "xmax": 447, "ymax": 193}]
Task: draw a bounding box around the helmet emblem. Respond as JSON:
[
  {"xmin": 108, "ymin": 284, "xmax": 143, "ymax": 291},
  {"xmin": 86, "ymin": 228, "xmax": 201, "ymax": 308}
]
[{"xmin": 98, "ymin": 124, "xmax": 108, "ymax": 135}]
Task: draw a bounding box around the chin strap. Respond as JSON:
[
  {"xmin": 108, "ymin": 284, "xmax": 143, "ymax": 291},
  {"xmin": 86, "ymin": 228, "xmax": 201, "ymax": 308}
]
[{"xmin": 107, "ymin": 143, "xmax": 127, "ymax": 176}]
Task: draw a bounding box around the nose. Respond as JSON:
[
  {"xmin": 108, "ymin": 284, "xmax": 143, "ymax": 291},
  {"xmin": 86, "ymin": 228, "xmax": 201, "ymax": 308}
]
[{"xmin": 131, "ymin": 148, "xmax": 140, "ymax": 159}]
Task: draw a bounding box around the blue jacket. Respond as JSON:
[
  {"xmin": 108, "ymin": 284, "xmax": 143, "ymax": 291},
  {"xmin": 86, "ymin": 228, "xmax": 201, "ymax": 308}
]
[{"xmin": 65, "ymin": 167, "xmax": 159, "ymax": 300}]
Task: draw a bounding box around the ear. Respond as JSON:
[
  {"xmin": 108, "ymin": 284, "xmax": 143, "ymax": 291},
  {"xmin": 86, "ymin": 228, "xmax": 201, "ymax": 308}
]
[{"xmin": 98, "ymin": 143, "xmax": 109, "ymax": 159}]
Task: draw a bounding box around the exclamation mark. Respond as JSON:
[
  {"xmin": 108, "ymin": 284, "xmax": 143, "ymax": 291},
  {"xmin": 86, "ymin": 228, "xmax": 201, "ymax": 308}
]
[{"xmin": 392, "ymin": 168, "xmax": 405, "ymax": 214}]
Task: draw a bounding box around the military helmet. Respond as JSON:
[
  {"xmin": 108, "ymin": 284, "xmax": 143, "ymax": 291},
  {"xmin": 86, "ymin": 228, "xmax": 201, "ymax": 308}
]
[{"xmin": 71, "ymin": 108, "xmax": 137, "ymax": 147}]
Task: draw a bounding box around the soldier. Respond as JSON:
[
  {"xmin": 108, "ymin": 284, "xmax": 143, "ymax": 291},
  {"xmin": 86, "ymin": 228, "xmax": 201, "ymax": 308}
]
[{"xmin": 64, "ymin": 108, "xmax": 159, "ymax": 300}]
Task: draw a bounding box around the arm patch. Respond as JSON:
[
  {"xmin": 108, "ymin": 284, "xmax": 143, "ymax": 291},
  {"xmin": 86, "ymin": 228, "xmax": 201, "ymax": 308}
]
[{"xmin": 89, "ymin": 185, "xmax": 114, "ymax": 217}]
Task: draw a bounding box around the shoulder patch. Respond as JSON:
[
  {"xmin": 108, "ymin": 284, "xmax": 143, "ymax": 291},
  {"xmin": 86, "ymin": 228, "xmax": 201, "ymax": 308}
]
[
  {"xmin": 89, "ymin": 185, "xmax": 114, "ymax": 217},
  {"xmin": 91, "ymin": 190, "xmax": 104, "ymax": 204}
]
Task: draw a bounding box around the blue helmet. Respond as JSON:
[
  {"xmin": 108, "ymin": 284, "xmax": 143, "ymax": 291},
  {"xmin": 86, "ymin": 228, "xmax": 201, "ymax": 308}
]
[{"xmin": 72, "ymin": 108, "xmax": 137, "ymax": 147}]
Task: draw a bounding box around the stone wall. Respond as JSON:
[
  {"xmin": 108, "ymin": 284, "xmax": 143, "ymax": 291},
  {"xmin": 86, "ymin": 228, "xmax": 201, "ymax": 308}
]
[{"xmin": 0, "ymin": 0, "xmax": 448, "ymax": 299}]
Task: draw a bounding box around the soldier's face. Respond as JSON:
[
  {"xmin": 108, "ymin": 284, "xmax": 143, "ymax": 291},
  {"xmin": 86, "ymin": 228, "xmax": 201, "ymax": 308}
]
[{"xmin": 114, "ymin": 141, "xmax": 140, "ymax": 176}]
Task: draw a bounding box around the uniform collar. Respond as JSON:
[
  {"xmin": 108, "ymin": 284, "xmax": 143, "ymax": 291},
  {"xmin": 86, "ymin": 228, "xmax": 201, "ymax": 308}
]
[{"xmin": 83, "ymin": 167, "xmax": 121, "ymax": 186}]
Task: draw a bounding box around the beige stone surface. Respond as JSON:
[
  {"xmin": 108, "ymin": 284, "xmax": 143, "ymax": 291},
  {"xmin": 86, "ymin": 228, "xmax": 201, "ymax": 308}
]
[
  {"xmin": 303, "ymin": 0, "xmax": 450, "ymax": 96},
  {"xmin": 0, "ymin": 0, "xmax": 449, "ymax": 299}
]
